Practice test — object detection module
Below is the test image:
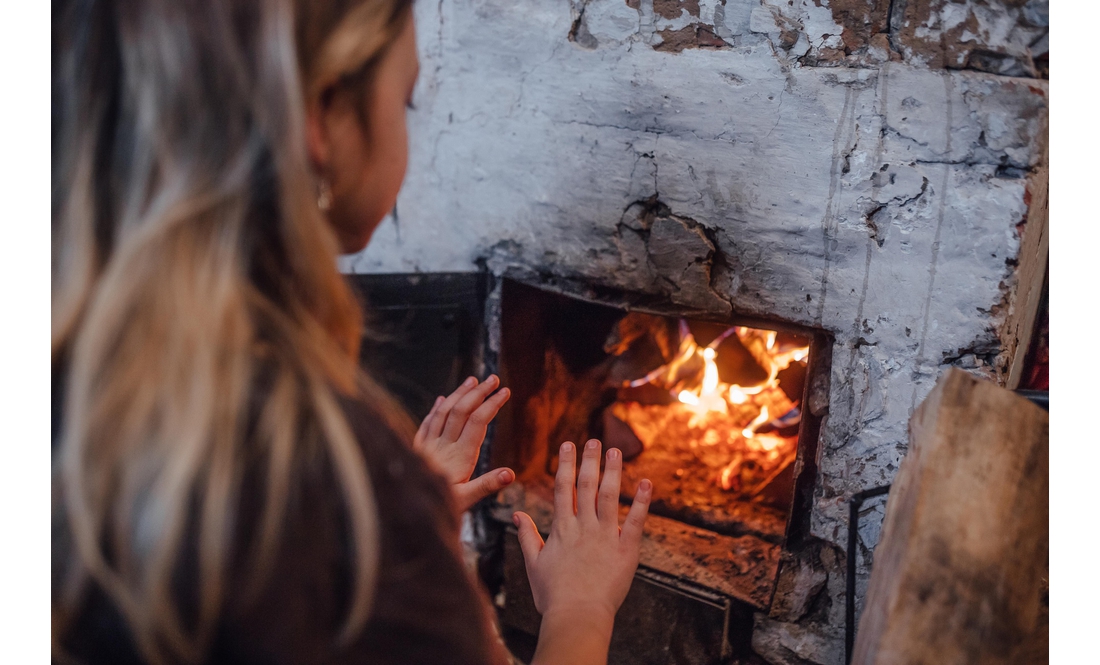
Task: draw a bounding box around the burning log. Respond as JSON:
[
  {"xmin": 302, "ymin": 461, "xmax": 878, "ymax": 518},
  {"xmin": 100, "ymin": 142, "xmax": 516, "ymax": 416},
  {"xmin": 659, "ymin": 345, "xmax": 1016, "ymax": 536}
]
[
  {"xmin": 603, "ymin": 312, "xmax": 678, "ymax": 361},
  {"xmin": 615, "ymin": 383, "xmax": 675, "ymax": 406}
]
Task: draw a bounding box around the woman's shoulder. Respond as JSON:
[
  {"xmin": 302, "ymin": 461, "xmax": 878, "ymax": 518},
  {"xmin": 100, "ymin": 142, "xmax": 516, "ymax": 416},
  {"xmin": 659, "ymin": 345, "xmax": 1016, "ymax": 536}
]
[{"xmin": 53, "ymin": 386, "xmax": 509, "ymax": 665}]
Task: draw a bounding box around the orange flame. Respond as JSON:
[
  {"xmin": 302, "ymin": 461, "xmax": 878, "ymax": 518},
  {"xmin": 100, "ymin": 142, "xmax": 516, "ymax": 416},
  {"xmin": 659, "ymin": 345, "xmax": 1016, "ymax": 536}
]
[{"xmin": 669, "ymin": 327, "xmax": 808, "ymax": 424}]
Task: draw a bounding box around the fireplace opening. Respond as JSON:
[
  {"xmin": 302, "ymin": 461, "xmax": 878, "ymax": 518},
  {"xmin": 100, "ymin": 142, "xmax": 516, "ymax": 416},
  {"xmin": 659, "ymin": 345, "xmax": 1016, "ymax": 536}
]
[{"xmin": 492, "ymin": 279, "xmax": 828, "ymax": 550}]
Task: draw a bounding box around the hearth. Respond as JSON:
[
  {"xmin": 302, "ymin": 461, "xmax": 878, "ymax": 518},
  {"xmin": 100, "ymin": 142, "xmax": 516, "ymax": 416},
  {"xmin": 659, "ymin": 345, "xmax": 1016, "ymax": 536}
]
[
  {"xmin": 485, "ymin": 277, "xmax": 832, "ymax": 663},
  {"xmin": 346, "ymin": 272, "xmax": 834, "ymax": 662}
]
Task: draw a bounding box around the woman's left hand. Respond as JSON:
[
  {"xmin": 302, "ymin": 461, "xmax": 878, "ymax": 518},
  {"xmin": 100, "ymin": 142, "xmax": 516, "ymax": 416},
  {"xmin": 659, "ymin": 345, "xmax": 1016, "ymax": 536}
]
[{"xmin": 414, "ymin": 374, "xmax": 514, "ymax": 512}]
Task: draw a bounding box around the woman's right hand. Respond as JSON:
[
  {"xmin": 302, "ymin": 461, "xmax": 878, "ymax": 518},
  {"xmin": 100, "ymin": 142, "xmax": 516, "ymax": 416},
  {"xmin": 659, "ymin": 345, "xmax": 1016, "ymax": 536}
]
[
  {"xmin": 512, "ymin": 439, "xmax": 652, "ymax": 665},
  {"xmin": 413, "ymin": 375, "xmax": 514, "ymax": 513}
]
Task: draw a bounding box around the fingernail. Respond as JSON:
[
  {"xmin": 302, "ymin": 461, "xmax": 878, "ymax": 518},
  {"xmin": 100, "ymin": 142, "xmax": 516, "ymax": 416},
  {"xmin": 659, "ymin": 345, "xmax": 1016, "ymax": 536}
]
[
  {"xmin": 561, "ymin": 442, "xmax": 574, "ymax": 454},
  {"xmin": 607, "ymin": 448, "xmax": 620, "ymax": 461},
  {"xmin": 500, "ymin": 388, "xmax": 511, "ymax": 398},
  {"xmin": 464, "ymin": 376, "xmax": 476, "ymax": 387},
  {"xmin": 435, "ymin": 396, "xmax": 444, "ymax": 406},
  {"xmin": 639, "ymin": 479, "xmax": 652, "ymax": 493},
  {"xmin": 586, "ymin": 439, "xmax": 599, "ymax": 450},
  {"xmin": 499, "ymin": 469, "xmax": 514, "ymax": 482},
  {"xmin": 512, "ymin": 513, "xmax": 520, "ymax": 527},
  {"xmin": 488, "ymin": 374, "xmax": 499, "ymax": 384}
]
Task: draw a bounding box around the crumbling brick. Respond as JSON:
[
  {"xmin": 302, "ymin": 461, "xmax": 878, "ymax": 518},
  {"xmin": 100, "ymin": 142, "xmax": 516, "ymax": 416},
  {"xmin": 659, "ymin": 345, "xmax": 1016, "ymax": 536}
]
[
  {"xmin": 652, "ymin": 0, "xmax": 701, "ymax": 20},
  {"xmin": 654, "ymin": 23, "xmax": 730, "ymax": 53}
]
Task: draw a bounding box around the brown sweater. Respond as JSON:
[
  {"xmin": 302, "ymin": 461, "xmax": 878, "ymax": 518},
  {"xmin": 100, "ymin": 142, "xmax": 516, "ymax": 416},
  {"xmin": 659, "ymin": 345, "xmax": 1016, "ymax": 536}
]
[{"xmin": 54, "ymin": 396, "xmax": 512, "ymax": 665}]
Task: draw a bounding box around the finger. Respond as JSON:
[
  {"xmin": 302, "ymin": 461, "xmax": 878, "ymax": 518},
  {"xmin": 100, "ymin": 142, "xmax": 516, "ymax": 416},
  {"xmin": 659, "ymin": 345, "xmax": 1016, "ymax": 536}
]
[
  {"xmin": 442, "ymin": 374, "xmax": 501, "ymax": 441},
  {"xmin": 457, "ymin": 387, "xmax": 510, "ymax": 446},
  {"xmin": 452, "ymin": 467, "xmax": 515, "ymax": 513},
  {"xmin": 553, "ymin": 442, "xmax": 577, "ymax": 524},
  {"xmin": 621, "ymin": 479, "xmax": 652, "ymax": 549},
  {"xmin": 513, "ymin": 511, "xmax": 545, "ymax": 566},
  {"xmin": 576, "ymin": 439, "xmax": 602, "ymax": 524},
  {"xmin": 415, "ymin": 396, "xmax": 443, "ymax": 450},
  {"xmin": 431, "ymin": 376, "xmax": 478, "ymax": 439},
  {"xmin": 598, "ymin": 446, "xmax": 622, "ymax": 527}
]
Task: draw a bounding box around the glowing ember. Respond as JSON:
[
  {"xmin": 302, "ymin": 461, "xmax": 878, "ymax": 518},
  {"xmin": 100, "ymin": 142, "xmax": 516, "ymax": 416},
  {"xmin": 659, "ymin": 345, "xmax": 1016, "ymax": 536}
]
[{"xmin": 614, "ymin": 320, "xmax": 809, "ymax": 499}]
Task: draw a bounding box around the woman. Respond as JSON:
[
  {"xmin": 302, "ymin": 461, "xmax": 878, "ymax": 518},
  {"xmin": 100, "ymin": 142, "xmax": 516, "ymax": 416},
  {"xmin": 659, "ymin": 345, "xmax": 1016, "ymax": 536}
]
[{"xmin": 51, "ymin": 1, "xmax": 652, "ymax": 664}]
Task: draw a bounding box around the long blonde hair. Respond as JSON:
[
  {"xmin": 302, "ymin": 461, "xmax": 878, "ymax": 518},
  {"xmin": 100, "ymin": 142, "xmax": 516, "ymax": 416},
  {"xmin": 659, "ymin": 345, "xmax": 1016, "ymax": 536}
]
[{"xmin": 52, "ymin": 0, "xmax": 414, "ymax": 662}]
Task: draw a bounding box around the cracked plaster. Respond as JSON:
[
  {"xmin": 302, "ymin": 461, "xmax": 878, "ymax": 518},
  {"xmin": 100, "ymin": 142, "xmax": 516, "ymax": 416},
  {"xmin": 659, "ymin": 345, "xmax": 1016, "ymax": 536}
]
[{"xmin": 339, "ymin": 1, "xmax": 1047, "ymax": 662}]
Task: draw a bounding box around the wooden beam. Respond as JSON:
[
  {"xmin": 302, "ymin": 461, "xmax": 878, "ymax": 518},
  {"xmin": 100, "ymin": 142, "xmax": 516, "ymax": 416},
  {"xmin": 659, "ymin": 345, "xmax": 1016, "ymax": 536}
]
[
  {"xmin": 1004, "ymin": 144, "xmax": 1048, "ymax": 389},
  {"xmin": 851, "ymin": 369, "xmax": 1048, "ymax": 665}
]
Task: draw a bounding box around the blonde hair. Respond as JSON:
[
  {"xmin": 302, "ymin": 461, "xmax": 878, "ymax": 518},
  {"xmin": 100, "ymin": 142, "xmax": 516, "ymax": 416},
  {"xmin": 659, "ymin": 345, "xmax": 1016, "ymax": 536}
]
[{"xmin": 52, "ymin": 0, "xmax": 414, "ymax": 662}]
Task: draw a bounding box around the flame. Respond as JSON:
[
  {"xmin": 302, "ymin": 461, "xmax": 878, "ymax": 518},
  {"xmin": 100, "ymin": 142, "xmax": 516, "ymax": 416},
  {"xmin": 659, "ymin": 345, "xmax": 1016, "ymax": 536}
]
[
  {"xmin": 665, "ymin": 327, "xmax": 808, "ymax": 417},
  {"xmin": 631, "ymin": 323, "xmax": 808, "ymax": 405},
  {"xmin": 701, "ymin": 347, "xmax": 719, "ymax": 394},
  {"xmin": 677, "ymin": 390, "xmax": 700, "ymax": 406},
  {"xmin": 676, "ymin": 342, "xmax": 728, "ymax": 425},
  {"xmin": 719, "ymin": 463, "xmax": 737, "ymax": 490}
]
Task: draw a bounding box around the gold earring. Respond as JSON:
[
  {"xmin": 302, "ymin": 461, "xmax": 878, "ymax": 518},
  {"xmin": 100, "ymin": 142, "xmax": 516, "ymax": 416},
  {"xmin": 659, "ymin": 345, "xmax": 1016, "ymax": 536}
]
[{"xmin": 317, "ymin": 177, "xmax": 332, "ymax": 212}]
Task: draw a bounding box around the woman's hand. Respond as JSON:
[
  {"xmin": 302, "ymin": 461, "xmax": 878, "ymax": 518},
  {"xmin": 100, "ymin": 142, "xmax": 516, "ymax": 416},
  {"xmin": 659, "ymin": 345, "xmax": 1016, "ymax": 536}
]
[
  {"xmin": 513, "ymin": 439, "xmax": 652, "ymax": 665},
  {"xmin": 413, "ymin": 374, "xmax": 514, "ymax": 512}
]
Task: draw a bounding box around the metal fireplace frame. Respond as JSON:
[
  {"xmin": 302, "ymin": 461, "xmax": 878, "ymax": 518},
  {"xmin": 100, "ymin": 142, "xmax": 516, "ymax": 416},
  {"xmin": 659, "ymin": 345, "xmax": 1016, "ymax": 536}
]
[{"xmin": 480, "ymin": 271, "xmax": 835, "ymax": 612}]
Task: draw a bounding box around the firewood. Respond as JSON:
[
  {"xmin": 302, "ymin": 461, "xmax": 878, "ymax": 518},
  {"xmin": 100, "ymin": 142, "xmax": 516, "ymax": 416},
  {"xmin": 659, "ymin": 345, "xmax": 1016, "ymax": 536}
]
[
  {"xmin": 600, "ymin": 405, "xmax": 645, "ymax": 461},
  {"xmin": 851, "ymin": 369, "xmax": 1048, "ymax": 665}
]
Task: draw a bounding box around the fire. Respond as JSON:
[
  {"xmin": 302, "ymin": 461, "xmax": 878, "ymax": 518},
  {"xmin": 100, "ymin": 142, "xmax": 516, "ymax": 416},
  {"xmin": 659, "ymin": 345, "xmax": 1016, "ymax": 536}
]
[
  {"xmin": 615, "ymin": 321, "xmax": 809, "ymax": 498},
  {"xmin": 668, "ymin": 325, "xmax": 807, "ymax": 424},
  {"xmin": 677, "ymin": 390, "xmax": 700, "ymax": 406},
  {"xmin": 742, "ymin": 406, "xmax": 770, "ymax": 439}
]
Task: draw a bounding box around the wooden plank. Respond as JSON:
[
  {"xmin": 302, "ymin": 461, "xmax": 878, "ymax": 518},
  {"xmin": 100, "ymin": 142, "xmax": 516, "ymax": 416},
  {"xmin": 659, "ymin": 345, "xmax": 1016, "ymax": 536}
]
[{"xmin": 851, "ymin": 369, "xmax": 1048, "ymax": 665}]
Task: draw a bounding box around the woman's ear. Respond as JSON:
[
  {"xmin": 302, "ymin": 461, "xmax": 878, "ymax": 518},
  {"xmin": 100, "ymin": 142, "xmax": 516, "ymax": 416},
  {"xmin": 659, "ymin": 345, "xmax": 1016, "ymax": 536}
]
[{"xmin": 305, "ymin": 96, "xmax": 332, "ymax": 174}]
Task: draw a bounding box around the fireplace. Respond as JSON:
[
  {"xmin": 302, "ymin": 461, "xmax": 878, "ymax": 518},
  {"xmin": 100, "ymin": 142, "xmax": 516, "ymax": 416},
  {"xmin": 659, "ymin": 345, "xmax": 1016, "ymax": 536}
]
[
  {"xmin": 346, "ymin": 272, "xmax": 836, "ymax": 662},
  {"xmin": 484, "ymin": 277, "xmax": 832, "ymax": 662}
]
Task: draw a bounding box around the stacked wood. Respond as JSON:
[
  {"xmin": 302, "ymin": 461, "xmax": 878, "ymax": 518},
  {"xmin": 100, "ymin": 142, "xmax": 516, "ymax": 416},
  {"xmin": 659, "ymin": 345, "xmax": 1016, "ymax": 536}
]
[{"xmin": 852, "ymin": 369, "xmax": 1048, "ymax": 665}]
